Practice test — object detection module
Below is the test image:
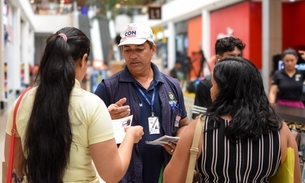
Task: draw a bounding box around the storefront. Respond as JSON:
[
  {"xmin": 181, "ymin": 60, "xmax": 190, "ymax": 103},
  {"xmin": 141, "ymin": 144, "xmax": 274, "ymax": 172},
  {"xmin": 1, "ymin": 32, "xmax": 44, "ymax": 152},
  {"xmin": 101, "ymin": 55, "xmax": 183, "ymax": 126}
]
[{"xmin": 0, "ymin": 0, "xmax": 35, "ymax": 109}]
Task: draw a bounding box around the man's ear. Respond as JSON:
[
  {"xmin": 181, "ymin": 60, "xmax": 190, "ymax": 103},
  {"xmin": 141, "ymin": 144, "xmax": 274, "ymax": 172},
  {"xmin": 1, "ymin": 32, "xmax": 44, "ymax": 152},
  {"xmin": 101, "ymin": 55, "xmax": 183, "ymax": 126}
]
[
  {"xmin": 215, "ymin": 54, "xmax": 221, "ymax": 61},
  {"xmin": 152, "ymin": 44, "xmax": 157, "ymax": 54}
]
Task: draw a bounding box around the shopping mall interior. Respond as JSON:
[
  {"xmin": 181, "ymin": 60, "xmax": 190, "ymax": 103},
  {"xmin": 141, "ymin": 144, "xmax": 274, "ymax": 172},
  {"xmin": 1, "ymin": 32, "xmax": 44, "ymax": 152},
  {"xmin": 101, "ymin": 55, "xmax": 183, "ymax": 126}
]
[{"xmin": 1, "ymin": 0, "xmax": 305, "ymax": 182}]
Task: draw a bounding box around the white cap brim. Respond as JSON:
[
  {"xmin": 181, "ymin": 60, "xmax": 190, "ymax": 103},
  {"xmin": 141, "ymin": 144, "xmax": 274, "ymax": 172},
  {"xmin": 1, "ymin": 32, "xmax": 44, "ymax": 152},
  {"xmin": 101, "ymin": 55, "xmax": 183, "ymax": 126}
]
[{"xmin": 118, "ymin": 38, "xmax": 148, "ymax": 46}]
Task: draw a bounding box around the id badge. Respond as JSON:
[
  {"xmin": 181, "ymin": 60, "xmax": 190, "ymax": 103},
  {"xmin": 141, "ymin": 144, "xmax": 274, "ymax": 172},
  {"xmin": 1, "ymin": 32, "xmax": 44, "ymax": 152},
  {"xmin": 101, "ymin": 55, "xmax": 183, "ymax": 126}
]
[
  {"xmin": 148, "ymin": 116, "xmax": 160, "ymax": 134},
  {"xmin": 174, "ymin": 115, "xmax": 181, "ymax": 127}
]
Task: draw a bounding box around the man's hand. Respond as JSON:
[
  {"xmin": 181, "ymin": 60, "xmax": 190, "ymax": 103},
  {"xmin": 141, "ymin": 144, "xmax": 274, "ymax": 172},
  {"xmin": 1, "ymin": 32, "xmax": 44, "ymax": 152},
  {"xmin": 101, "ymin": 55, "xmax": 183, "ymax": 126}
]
[
  {"xmin": 108, "ymin": 98, "xmax": 130, "ymax": 119},
  {"xmin": 162, "ymin": 142, "xmax": 177, "ymax": 155},
  {"xmin": 298, "ymin": 50, "xmax": 305, "ymax": 60}
]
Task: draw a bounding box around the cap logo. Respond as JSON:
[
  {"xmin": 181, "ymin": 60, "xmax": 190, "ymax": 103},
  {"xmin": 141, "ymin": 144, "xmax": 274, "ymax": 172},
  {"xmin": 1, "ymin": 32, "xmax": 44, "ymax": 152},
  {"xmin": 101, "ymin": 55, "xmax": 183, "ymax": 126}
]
[
  {"xmin": 118, "ymin": 23, "xmax": 155, "ymax": 46},
  {"xmin": 124, "ymin": 25, "xmax": 137, "ymax": 38}
]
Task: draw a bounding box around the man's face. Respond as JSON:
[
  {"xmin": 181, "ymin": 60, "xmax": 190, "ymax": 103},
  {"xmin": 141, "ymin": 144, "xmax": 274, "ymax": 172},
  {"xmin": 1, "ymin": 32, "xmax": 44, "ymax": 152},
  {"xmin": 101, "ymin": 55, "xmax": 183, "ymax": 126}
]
[
  {"xmin": 216, "ymin": 46, "xmax": 242, "ymax": 61},
  {"xmin": 121, "ymin": 42, "xmax": 156, "ymax": 74}
]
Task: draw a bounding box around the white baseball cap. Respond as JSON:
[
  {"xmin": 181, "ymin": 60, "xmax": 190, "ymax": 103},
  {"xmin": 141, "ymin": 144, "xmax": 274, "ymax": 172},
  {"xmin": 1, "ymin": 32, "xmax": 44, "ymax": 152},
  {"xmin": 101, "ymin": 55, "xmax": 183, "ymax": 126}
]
[{"xmin": 118, "ymin": 23, "xmax": 155, "ymax": 46}]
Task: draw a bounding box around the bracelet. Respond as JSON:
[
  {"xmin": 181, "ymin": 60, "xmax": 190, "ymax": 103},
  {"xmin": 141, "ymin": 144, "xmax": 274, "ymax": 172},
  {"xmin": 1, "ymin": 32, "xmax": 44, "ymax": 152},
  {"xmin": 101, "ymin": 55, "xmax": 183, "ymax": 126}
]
[{"xmin": 12, "ymin": 172, "xmax": 24, "ymax": 183}]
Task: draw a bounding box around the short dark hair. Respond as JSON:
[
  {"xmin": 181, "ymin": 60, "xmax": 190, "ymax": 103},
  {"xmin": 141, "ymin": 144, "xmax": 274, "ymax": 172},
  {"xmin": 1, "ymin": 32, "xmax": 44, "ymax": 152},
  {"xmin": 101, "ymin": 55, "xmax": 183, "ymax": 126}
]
[
  {"xmin": 282, "ymin": 48, "xmax": 298, "ymax": 59},
  {"xmin": 146, "ymin": 40, "xmax": 154, "ymax": 49},
  {"xmin": 215, "ymin": 37, "xmax": 246, "ymax": 56}
]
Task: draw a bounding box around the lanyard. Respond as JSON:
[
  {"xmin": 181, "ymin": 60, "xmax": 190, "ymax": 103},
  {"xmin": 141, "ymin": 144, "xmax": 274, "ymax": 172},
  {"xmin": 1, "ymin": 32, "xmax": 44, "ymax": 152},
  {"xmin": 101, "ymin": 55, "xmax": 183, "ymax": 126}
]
[{"xmin": 136, "ymin": 85, "xmax": 156, "ymax": 116}]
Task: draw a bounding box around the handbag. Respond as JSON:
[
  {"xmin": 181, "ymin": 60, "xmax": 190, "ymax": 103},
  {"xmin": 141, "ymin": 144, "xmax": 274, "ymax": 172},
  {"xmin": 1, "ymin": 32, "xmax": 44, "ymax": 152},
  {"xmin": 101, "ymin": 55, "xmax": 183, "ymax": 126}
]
[
  {"xmin": 6, "ymin": 87, "xmax": 31, "ymax": 183},
  {"xmin": 185, "ymin": 114, "xmax": 206, "ymax": 183},
  {"xmin": 269, "ymin": 147, "xmax": 295, "ymax": 183}
]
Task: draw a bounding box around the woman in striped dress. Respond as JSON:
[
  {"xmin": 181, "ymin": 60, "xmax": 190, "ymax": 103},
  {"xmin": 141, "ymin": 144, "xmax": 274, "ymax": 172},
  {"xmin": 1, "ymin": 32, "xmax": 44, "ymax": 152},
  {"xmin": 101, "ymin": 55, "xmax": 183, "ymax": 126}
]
[{"xmin": 164, "ymin": 57, "xmax": 301, "ymax": 183}]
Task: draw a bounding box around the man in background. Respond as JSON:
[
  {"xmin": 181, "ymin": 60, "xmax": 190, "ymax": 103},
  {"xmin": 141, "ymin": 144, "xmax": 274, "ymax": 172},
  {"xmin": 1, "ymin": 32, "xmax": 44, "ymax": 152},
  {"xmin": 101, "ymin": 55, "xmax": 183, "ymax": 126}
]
[{"xmin": 192, "ymin": 36, "xmax": 246, "ymax": 119}]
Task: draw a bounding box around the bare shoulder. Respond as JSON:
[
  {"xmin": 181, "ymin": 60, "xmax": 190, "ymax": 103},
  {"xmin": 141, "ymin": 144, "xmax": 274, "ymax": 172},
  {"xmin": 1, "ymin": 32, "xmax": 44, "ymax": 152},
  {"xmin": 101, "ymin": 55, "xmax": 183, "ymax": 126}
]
[
  {"xmin": 279, "ymin": 122, "xmax": 290, "ymax": 148},
  {"xmin": 279, "ymin": 121, "xmax": 290, "ymax": 135},
  {"xmin": 279, "ymin": 121, "xmax": 298, "ymax": 161},
  {"xmin": 178, "ymin": 118, "xmax": 198, "ymax": 145}
]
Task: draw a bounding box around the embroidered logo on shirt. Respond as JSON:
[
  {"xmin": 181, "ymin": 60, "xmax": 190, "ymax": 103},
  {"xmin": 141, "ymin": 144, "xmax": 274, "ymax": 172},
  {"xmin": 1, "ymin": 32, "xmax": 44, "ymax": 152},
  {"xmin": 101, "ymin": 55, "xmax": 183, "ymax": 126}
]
[
  {"xmin": 295, "ymin": 74, "xmax": 301, "ymax": 81},
  {"xmin": 168, "ymin": 92, "xmax": 177, "ymax": 106}
]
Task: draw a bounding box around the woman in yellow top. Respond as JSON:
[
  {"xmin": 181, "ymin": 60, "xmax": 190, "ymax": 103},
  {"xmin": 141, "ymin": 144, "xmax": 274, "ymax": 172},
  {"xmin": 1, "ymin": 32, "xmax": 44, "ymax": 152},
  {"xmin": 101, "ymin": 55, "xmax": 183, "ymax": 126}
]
[{"xmin": 4, "ymin": 27, "xmax": 143, "ymax": 183}]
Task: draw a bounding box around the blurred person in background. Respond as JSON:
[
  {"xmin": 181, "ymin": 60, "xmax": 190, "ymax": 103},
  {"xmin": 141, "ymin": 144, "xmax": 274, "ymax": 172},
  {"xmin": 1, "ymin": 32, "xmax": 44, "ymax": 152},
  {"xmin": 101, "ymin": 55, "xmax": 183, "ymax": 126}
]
[
  {"xmin": 269, "ymin": 48, "xmax": 305, "ymax": 108},
  {"xmin": 299, "ymin": 50, "xmax": 305, "ymax": 60}
]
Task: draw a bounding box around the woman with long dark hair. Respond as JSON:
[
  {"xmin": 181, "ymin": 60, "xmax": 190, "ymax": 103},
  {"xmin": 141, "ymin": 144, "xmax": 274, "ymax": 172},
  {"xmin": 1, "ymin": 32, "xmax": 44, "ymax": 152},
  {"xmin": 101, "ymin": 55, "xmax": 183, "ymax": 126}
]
[
  {"xmin": 164, "ymin": 57, "xmax": 301, "ymax": 183},
  {"xmin": 4, "ymin": 27, "xmax": 143, "ymax": 183}
]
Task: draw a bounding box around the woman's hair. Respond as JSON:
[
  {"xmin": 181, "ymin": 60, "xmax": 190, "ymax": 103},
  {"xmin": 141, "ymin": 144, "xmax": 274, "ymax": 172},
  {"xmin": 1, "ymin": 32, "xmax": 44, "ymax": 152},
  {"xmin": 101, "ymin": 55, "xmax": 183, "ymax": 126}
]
[
  {"xmin": 282, "ymin": 47, "xmax": 298, "ymax": 59},
  {"xmin": 24, "ymin": 27, "xmax": 90, "ymax": 183},
  {"xmin": 207, "ymin": 57, "xmax": 282, "ymax": 141}
]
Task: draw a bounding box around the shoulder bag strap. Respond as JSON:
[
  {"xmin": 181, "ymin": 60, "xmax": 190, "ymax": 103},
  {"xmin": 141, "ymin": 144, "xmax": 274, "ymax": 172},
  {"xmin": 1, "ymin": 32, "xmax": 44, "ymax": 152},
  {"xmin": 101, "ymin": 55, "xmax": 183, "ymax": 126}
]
[
  {"xmin": 6, "ymin": 87, "xmax": 31, "ymax": 183},
  {"xmin": 185, "ymin": 114, "xmax": 206, "ymax": 183}
]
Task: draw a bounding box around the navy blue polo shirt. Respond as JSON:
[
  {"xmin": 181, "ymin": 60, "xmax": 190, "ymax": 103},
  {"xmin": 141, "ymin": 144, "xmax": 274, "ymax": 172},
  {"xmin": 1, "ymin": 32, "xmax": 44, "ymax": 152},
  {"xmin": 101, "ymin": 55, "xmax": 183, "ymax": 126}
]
[
  {"xmin": 271, "ymin": 70, "xmax": 305, "ymax": 101},
  {"xmin": 94, "ymin": 63, "xmax": 187, "ymax": 183},
  {"xmin": 134, "ymin": 80, "xmax": 165, "ymax": 183}
]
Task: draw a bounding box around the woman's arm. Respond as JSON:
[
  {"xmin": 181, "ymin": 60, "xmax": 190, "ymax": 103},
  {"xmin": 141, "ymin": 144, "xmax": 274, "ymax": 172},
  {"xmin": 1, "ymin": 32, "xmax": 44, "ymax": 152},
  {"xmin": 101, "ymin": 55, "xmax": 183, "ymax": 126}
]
[
  {"xmin": 4, "ymin": 134, "xmax": 25, "ymax": 178},
  {"xmin": 268, "ymin": 85, "xmax": 278, "ymax": 103},
  {"xmin": 298, "ymin": 50, "xmax": 305, "ymax": 61},
  {"xmin": 89, "ymin": 126, "xmax": 143, "ymax": 183},
  {"xmin": 287, "ymin": 127, "xmax": 301, "ymax": 183},
  {"xmin": 280, "ymin": 122, "xmax": 301, "ymax": 183},
  {"xmin": 163, "ymin": 118, "xmax": 202, "ymax": 183}
]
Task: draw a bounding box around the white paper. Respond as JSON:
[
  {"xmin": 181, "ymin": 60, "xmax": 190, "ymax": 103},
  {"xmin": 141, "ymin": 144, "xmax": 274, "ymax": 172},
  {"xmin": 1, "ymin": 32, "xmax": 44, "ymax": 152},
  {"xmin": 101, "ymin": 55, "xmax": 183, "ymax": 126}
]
[
  {"xmin": 112, "ymin": 115, "xmax": 133, "ymax": 144},
  {"xmin": 145, "ymin": 135, "xmax": 180, "ymax": 145}
]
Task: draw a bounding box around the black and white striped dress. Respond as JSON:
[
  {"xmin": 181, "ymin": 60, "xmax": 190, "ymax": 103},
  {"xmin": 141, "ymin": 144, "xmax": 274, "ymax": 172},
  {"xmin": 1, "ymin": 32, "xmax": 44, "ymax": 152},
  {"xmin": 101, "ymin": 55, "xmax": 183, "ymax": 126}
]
[{"xmin": 196, "ymin": 118, "xmax": 281, "ymax": 183}]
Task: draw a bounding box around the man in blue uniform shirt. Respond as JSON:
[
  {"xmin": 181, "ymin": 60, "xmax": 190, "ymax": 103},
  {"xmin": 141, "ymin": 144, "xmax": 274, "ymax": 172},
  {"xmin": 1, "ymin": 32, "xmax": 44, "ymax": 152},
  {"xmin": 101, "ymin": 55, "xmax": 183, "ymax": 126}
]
[{"xmin": 94, "ymin": 23, "xmax": 189, "ymax": 183}]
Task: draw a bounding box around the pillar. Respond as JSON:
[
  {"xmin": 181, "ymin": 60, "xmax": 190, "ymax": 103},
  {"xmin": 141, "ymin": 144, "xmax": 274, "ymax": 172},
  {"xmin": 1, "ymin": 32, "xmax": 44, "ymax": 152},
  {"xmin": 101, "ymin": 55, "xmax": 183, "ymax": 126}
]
[
  {"xmin": 202, "ymin": 9, "xmax": 210, "ymax": 60},
  {"xmin": 167, "ymin": 21, "xmax": 175, "ymax": 70},
  {"xmin": 262, "ymin": 0, "xmax": 282, "ymax": 92},
  {"xmin": 0, "ymin": 0, "xmax": 4, "ymax": 109}
]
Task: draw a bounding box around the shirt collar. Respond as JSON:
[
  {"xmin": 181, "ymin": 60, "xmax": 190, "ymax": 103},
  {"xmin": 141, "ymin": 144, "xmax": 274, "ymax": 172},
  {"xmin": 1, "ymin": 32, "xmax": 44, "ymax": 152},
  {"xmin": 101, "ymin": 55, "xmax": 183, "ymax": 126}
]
[{"xmin": 74, "ymin": 79, "xmax": 81, "ymax": 88}]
